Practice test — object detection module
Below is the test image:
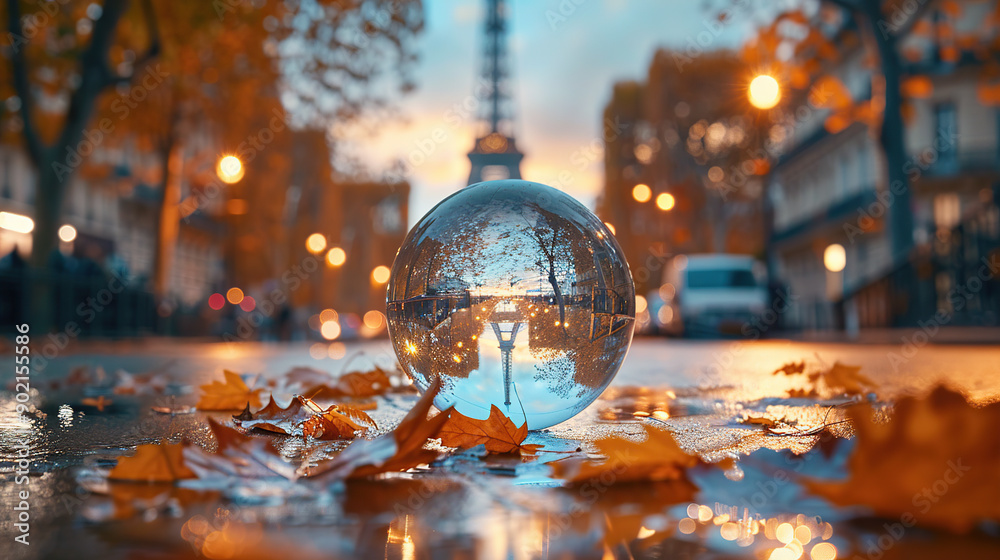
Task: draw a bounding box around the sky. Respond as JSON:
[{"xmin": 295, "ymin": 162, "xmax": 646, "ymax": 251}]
[{"xmin": 341, "ymin": 0, "xmax": 760, "ymax": 224}]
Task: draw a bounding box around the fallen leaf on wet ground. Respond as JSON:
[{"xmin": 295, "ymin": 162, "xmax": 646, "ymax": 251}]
[
  {"xmin": 438, "ymin": 405, "xmax": 541, "ymax": 454},
  {"xmin": 233, "ymin": 395, "xmax": 375, "ymax": 439},
  {"xmin": 304, "ymin": 378, "xmax": 452, "ymax": 479},
  {"xmin": 805, "ymin": 385, "xmax": 1000, "ymax": 533},
  {"xmin": 773, "ymin": 359, "xmax": 876, "ymax": 397},
  {"xmin": 551, "ymin": 424, "xmax": 710, "ymax": 484},
  {"xmin": 109, "ymin": 441, "xmax": 196, "ymax": 482},
  {"xmin": 196, "ymin": 370, "xmax": 263, "ymax": 411}
]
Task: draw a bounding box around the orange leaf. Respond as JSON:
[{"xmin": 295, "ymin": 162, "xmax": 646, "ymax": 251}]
[
  {"xmin": 806, "ymin": 387, "xmax": 1000, "ymax": 533},
  {"xmin": 551, "ymin": 424, "xmax": 702, "ymax": 484},
  {"xmin": 196, "ymin": 370, "xmax": 263, "ymax": 411},
  {"xmin": 439, "ymin": 405, "xmax": 536, "ymax": 454},
  {"xmin": 304, "ymin": 378, "xmax": 452, "ymax": 479},
  {"xmin": 109, "ymin": 441, "xmax": 196, "ymax": 482}
]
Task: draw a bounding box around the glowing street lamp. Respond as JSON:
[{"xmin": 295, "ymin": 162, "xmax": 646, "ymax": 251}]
[
  {"xmin": 216, "ymin": 155, "xmax": 244, "ymax": 184},
  {"xmin": 306, "ymin": 233, "xmax": 327, "ymax": 254},
  {"xmin": 655, "ymin": 192, "xmax": 676, "ymax": 211},
  {"xmin": 748, "ymin": 74, "xmax": 781, "ymax": 110},
  {"xmin": 326, "ymin": 246, "xmax": 346, "ymax": 267},
  {"xmin": 824, "ymin": 243, "xmax": 846, "ymax": 272},
  {"xmin": 632, "ymin": 183, "xmax": 652, "ymax": 203}
]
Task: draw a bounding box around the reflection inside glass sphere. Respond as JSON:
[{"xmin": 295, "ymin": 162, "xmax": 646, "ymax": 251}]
[{"xmin": 387, "ymin": 180, "xmax": 635, "ymax": 429}]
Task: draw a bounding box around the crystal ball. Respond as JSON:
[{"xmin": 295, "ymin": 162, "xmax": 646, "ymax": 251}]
[{"xmin": 386, "ymin": 180, "xmax": 635, "ymax": 429}]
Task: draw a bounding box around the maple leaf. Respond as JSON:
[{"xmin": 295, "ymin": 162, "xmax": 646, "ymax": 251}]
[
  {"xmin": 772, "ymin": 361, "xmax": 806, "ymax": 376},
  {"xmin": 551, "ymin": 424, "xmax": 703, "ymax": 484},
  {"xmin": 234, "ymin": 395, "xmax": 375, "ymax": 439},
  {"xmin": 303, "ymin": 367, "xmax": 394, "ymax": 400},
  {"xmin": 108, "ymin": 441, "xmax": 196, "ymax": 482},
  {"xmin": 304, "ymin": 378, "xmax": 451, "ymax": 479},
  {"xmin": 196, "ymin": 370, "xmax": 263, "ymax": 411},
  {"xmin": 184, "ymin": 419, "xmax": 298, "ymax": 480},
  {"xmin": 438, "ymin": 406, "xmax": 540, "ymax": 454},
  {"xmin": 808, "ymin": 361, "xmax": 876, "ymax": 396},
  {"xmin": 805, "ymin": 386, "xmax": 1000, "ymax": 533}
]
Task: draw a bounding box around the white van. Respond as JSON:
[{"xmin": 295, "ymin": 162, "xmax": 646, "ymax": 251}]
[{"xmin": 651, "ymin": 254, "xmax": 768, "ymax": 336}]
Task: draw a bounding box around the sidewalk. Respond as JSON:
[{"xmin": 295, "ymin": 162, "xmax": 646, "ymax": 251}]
[{"xmin": 790, "ymin": 326, "xmax": 1000, "ymax": 345}]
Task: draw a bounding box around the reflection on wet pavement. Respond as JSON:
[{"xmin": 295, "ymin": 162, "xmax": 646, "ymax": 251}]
[{"xmin": 2, "ymin": 339, "xmax": 1000, "ymax": 559}]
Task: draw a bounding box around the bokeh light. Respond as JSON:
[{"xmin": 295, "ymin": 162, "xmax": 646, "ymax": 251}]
[
  {"xmin": 306, "ymin": 233, "xmax": 327, "ymax": 254},
  {"xmin": 208, "ymin": 293, "xmax": 225, "ymax": 310},
  {"xmin": 656, "ymin": 192, "xmax": 676, "ymax": 211},
  {"xmin": 749, "ymin": 74, "xmax": 781, "ymax": 109},
  {"xmin": 226, "ymin": 287, "xmax": 244, "ymax": 304},
  {"xmin": 320, "ymin": 320, "xmax": 341, "ymax": 340},
  {"xmin": 632, "ymin": 183, "xmax": 652, "ymax": 202},
  {"xmin": 824, "ymin": 243, "xmax": 846, "ymax": 272},
  {"xmin": 239, "ymin": 296, "xmax": 256, "ymax": 312},
  {"xmin": 372, "ymin": 265, "xmax": 391, "ymax": 284},
  {"xmin": 58, "ymin": 224, "xmax": 77, "ymax": 242},
  {"xmin": 216, "ymin": 155, "xmax": 245, "ymax": 184},
  {"xmin": 363, "ymin": 310, "xmax": 385, "ymax": 330},
  {"xmin": 326, "ymin": 246, "xmax": 346, "ymax": 266}
]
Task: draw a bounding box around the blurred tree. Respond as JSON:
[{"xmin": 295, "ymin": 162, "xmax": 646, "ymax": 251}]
[
  {"xmin": 740, "ymin": 0, "xmax": 1000, "ymax": 262},
  {"xmin": 2, "ymin": 0, "xmax": 423, "ymax": 323}
]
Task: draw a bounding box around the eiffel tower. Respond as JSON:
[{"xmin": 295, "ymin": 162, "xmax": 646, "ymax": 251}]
[{"xmin": 467, "ymin": 0, "xmax": 524, "ymax": 185}]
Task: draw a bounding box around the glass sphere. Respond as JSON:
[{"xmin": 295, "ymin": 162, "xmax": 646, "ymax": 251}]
[{"xmin": 387, "ymin": 180, "xmax": 635, "ymax": 429}]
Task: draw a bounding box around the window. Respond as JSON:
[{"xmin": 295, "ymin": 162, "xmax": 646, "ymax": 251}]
[{"xmin": 934, "ymin": 102, "xmax": 958, "ymax": 172}]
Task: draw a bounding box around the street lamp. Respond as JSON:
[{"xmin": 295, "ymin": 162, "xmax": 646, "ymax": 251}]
[
  {"xmin": 748, "ymin": 74, "xmax": 781, "ymax": 110},
  {"xmin": 216, "ymin": 155, "xmax": 245, "ymax": 184},
  {"xmin": 632, "ymin": 183, "xmax": 652, "ymax": 203},
  {"xmin": 655, "ymin": 192, "xmax": 676, "ymax": 211},
  {"xmin": 326, "ymin": 246, "xmax": 346, "ymax": 267},
  {"xmin": 306, "ymin": 233, "xmax": 327, "ymax": 254},
  {"xmin": 824, "ymin": 243, "xmax": 846, "ymax": 272}
]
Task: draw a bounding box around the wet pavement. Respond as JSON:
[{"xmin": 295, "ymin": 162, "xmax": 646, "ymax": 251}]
[{"xmin": 2, "ymin": 336, "xmax": 1000, "ymax": 559}]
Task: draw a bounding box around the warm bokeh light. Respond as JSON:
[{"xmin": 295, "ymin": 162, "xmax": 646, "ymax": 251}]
[
  {"xmin": 328, "ymin": 342, "xmax": 346, "ymax": 359},
  {"xmin": 656, "ymin": 192, "xmax": 676, "ymax": 211},
  {"xmin": 320, "ymin": 320, "xmax": 341, "ymax": 340},
  {"xmin": 226, "ymin": 287, "xmax": 244, "ymax": 304},
  {"xmin": 306, "ymin": 233, "xmax": 327, "ymax": 254},
  {"xmin": 810, "ymin": 542, "xmax": 837, "ymax": 560},
  {"xmin": 208, "ymin": 293, "xmax": 225, "ymax": 310},
  {"xmin": 372, "ymin": 265, "xmax": 391, "ymax": 284},
  {"xmin": 216, "ymin": 155, "xmax": 245, "ymax": 184},
  {"xmin": 749, "ymin": 74, "xmax": 781, "ymax": 109},
  {"xmin": 58, "ymin": 224, "xmax": 77, "ymax": 242},
  {"xmin": 632, "ymin": 183, "xmax": 652, "ymax": 202},
  {"xmin": 0, "ymin": 211, "xmax": 34, "ymax": 233},
  {"xmin": 239, "ymin": 296, "xmax": 256, "ymax": 312},
  {"xmin": 326, "ymin": 246, "xmax": 346, "ymax": 267},
  {"xmin": 824, "ymin": 243, "xmax": 846, "ymax": 272},
  {"xmin": 363, "ymin": 310, "xmax": 385, "ymax": 330},
  {"xmin": 604, "ymin": 222, "xmax": 616, "ymax": 235},
  {"xmin": 320, "ymin": 308, "xmax": 338, "ymax": 323},
  {"xmin": 635, "ymin": 294, "xmax": 648, "ymax": 314}
]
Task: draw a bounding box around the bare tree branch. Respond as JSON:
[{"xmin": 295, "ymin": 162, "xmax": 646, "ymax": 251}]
[
  {"xmin": 6, "ymin": 0, "xmax": 45, "ymax": 165},
  {"xmin": 102, "ymin": 0, "xmax": 161, "ymax": 86}
]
